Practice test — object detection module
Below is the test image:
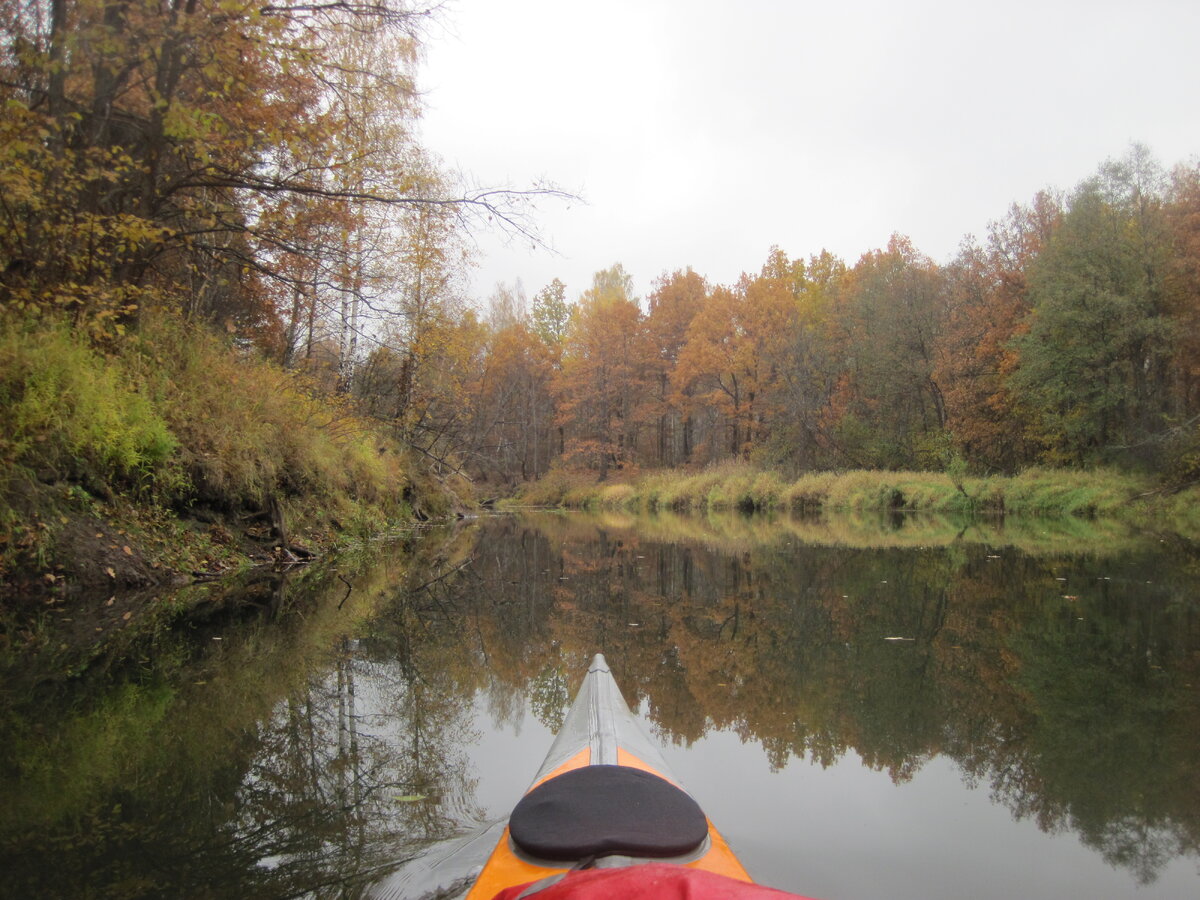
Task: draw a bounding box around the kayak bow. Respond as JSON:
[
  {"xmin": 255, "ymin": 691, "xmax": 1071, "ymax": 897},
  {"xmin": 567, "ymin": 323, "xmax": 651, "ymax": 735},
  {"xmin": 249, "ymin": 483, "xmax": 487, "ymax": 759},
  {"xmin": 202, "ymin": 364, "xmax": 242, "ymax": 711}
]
[{"xmin": 464, "ymin": 653, "xmax": 753, "ymax": 900}]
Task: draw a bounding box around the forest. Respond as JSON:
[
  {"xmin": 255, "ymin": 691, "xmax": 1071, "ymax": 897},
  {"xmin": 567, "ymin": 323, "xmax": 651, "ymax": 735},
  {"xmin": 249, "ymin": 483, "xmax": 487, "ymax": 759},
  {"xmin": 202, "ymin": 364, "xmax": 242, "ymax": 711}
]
[
  {"xmin": 3, "ymin": 0, "xmax": 1200, "ymax": 532},
  {"xmin": 4, "ymin": 6, "xmax": 1199, "ymax": 895},
  {"xmin": 467, "ymin": 151, "xmax": 1200, "ymax": 487}
]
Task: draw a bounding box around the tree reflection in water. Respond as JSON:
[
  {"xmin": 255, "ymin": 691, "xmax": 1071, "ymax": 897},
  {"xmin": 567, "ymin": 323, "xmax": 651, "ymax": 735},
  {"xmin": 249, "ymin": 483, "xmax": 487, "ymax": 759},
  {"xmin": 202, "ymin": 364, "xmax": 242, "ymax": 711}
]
[
  {"xmin": 447, "ymin": 511, "xmax": 1200, "ymax": 889},
  {"xmin": 2, "ymin": 510, "xmax": 1197, "ymax": 897},
  {"xmin": 0, "ymin": 528, "xmax": 485, "ymax": 899}
]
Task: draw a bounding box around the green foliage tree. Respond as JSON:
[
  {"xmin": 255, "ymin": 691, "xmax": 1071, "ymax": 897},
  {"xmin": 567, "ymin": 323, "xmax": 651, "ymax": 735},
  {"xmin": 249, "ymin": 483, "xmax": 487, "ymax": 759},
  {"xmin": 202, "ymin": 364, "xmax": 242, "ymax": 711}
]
[
  {"xmin": 825, "ymin": 236, "xmax": 949, "ymax": 468},
  {"xmin": 530, "ymin": 279, "xmax": 572, "ymax": 347},
  {"xmin": 1011, "ymin": 147, "xmax": 1174, "ymax": 464}
]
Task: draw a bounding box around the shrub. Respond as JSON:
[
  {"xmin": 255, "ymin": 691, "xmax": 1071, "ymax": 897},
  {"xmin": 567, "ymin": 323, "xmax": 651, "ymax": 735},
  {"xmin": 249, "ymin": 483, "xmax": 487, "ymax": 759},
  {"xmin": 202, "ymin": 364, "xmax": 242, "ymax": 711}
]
[{"xmin": 0, "ymin": 319, "xmax": 179, "ymax": 490}]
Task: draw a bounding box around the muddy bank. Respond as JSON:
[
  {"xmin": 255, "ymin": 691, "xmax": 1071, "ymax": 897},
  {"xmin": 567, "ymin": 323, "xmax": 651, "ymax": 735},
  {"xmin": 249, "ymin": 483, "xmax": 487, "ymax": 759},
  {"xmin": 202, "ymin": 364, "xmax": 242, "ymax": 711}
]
[{"xmin": 0, "ymin": 481, "xmax": 342, "ymax": 691}]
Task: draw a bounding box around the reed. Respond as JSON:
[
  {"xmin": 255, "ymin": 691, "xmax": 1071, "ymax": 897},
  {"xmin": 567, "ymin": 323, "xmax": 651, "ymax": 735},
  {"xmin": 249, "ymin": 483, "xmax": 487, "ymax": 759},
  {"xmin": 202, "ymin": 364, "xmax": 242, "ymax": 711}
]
[{"xmin": 515, "ymin": 463, "xmax": 1156, "ymax": 522}]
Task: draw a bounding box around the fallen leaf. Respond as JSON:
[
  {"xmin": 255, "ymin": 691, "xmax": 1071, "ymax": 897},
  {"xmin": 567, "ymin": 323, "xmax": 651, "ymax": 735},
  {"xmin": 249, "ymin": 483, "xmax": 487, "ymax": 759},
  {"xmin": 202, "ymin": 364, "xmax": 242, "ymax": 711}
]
[
  {"xmin": 105, "ymin": 567, "xmax": 116, "ymax": 579},
  {"xmin": 122, "ymin": 545, "xmax": 133, "ymax": 556},
  {"xmin": 122, "ymin": 611, "xmax": 132, "ymax": 621}
]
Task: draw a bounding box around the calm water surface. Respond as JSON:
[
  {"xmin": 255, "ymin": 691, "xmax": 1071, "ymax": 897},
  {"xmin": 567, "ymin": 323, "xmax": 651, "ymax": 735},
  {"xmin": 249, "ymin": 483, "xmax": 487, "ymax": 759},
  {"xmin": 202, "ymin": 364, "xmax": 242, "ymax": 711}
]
[{"xmin": 2, "ymin": 510, "xmax": 1198, "ymax": 899}]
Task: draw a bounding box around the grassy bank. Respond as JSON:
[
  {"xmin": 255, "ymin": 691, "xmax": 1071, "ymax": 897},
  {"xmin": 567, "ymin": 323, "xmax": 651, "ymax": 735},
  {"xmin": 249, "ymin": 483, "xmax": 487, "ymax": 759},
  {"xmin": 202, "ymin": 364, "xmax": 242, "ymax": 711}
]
[
  {"xmin": 0, "ymin": 313, "xmax": 466, "ymax": 600},
  {"xmin": 511, "ymin": 461, "xmax": 1196, "ymax": 529}
]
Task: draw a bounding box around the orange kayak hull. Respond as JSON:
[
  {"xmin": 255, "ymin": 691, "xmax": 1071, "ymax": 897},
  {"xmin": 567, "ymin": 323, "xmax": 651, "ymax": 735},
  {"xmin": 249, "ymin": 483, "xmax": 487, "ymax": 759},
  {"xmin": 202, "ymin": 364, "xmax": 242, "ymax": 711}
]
[{"xmin": 465, "ymin": 655, "xmax": 753, "ymax": 900}]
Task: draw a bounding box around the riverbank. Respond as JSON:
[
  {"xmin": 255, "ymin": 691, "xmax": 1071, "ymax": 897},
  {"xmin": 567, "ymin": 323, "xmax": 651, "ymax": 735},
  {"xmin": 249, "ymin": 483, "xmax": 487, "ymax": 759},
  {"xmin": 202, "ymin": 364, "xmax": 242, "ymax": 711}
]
[
  {"xmin": 511, "ymin": 463, "xmax": 1200, "ymax": 538},
  {"xmin": 0, "ymin": 521, "xmax": 479, "ymax": 900},
  {"xmin": 0, "ymin": 313, "xmax": 469, "ymax": 623}
]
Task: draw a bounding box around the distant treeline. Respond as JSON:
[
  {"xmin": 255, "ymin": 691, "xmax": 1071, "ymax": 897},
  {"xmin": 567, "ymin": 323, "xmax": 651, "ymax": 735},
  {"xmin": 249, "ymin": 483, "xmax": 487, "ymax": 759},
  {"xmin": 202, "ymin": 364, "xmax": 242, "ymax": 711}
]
[{"xmin": 465, "ymin": 145, "xmax": 1200, "ymax": 485}]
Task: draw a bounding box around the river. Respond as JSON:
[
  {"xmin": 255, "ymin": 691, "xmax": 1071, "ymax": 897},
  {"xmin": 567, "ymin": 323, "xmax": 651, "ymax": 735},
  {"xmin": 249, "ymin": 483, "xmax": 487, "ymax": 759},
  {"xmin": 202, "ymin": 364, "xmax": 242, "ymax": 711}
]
[{"xmin": 1, "ymin": 510, "xmax": 1198, "ymax": 899}]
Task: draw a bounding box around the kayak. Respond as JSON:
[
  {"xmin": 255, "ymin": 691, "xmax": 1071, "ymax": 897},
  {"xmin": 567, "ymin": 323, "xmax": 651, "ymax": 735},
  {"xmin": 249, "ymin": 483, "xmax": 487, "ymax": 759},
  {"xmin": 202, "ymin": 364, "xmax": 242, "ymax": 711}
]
[{"xmin": 464, "ymin": 654, "xmax": 817, "ymax": 900}]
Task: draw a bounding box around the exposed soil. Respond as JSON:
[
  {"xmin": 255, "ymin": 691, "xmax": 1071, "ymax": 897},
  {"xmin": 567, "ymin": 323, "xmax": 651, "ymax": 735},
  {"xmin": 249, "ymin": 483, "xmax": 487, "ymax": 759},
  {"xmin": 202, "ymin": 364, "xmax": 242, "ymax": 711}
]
[{"xmin": 1, "ymin": 480, "xmax": 328, "ymax": 685}]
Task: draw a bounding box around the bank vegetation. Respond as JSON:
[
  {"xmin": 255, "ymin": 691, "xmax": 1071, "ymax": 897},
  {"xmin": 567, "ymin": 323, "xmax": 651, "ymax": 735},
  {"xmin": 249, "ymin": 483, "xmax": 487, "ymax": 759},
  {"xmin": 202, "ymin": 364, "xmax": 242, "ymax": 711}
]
[
  {"xmin": 512, "ymin": 463, "xmax": 1200, "ymax": 539},
  {"xmin": 0, "ymin": 1, "xmax": 517, "ymax": 598}
]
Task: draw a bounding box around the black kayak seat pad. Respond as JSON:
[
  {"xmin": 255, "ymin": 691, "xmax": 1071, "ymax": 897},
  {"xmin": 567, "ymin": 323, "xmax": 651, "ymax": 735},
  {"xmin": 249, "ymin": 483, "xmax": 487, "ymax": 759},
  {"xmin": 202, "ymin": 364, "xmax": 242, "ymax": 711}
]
[{"xmin": 509, "ymin": 764, "xmax": 710, "ymax": 862}]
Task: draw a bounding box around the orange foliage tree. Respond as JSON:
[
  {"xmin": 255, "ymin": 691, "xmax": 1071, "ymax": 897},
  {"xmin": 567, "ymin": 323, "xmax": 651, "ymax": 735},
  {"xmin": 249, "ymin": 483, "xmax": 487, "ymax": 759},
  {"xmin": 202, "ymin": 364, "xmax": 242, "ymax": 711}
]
[
  {"xmin": 936, "ymin": 193, "xmax": 1062, "ymax": 471},
  {"xmin": 673, "ymin": 248, "xmax": 802, "ymax": 462},
  {"xmin": 640, "ymin": 269, "xmax": 708, "ymax": 466},
  {"xmin": 555, "ymin": 265, "xmax": 647, "ymax": 477},
  {"xmin": 472, "ymin": 320, "xmax": 557, "ymax": 484},
  {"xmin": 1162, "ymin": 163, "xmax": 1200, "ymax": 476}
]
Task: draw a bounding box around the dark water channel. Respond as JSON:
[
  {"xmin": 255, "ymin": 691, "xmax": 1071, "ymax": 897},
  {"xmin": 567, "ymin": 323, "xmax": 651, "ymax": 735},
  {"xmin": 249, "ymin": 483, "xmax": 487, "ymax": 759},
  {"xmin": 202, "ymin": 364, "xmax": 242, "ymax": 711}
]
[{"xmin": 2, "ymin": 510, "xmax": 1198, "ymax": 899}]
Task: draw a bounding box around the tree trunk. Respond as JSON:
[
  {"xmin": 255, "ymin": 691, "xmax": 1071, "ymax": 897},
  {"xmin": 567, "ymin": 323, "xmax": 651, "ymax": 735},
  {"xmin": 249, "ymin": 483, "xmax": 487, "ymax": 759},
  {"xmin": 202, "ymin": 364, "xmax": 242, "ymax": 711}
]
[{"xmin": 266, "ymin": 492, "xmax": 288, "ymax": 548}]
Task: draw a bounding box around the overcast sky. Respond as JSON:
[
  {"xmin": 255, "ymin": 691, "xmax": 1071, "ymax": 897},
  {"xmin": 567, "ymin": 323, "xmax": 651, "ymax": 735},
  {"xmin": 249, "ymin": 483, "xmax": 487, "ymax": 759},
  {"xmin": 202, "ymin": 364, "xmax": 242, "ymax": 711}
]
[{"xmin": 418, "ymin": 0, "xmax": 1200, "ymax": 304}]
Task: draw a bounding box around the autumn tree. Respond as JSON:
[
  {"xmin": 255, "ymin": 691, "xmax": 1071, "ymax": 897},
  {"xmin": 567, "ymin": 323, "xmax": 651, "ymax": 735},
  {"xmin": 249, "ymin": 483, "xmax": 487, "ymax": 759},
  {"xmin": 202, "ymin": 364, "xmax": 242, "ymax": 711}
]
[
  {"xmin": 1159, "ymin": 163, "xmax": 1200, "ymax": 476},
  {"xmin": 470, "ymin": 319, "xmax": 556, "ymax": 484},
  {"xmin": 353, "ymin": 197, "xmax": 477, "ymax": 465},
  {"xmin": 555, "ymin": 264, "xmax": 645, "ymax": 477},
  {"xmin": 530, "ymin": 279, "xmax": 572, "ymax": 348},
  {"xmin": 0, "ymin": 0, "xmax": 562, "ymax": 347},
  {"xmin": 672, "ymin": 284, "xmax": 748, "ymax": 461},
  {"xmin": 824, "ymin": 236, "xmax": 948, "ymax": 469},
  {"xmin": 673, "ymin": 248, "xmax": 808, "ymax": 462},
  {"xmin": 936, "ymin": 192, "xmax": 1062, "ymax": 471},
  {"xmin": 447, "ymin": 281, "xmax": 557, "ymax": 485},
  {"xmin": 739, "ymin": 247, "xmax": 835, "ymax": 468},
  {"xmin": 641, "ymin": 269, "xmax": 707, "ymax": 465},
  {"xmin": 760, "ymin": 249, "xmax": 846, "ymax": 471},
  {"xmin": 485, "ymin": 280, "xmax": 527, "ymax": 331}
]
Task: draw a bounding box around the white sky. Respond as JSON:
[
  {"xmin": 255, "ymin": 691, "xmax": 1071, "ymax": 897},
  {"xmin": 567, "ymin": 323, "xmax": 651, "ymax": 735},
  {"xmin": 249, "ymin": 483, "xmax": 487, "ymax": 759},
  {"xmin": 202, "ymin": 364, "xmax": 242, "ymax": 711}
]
[{"xmin": 418, "ymin": 0, "xmax": 1200, "ymax": 303}]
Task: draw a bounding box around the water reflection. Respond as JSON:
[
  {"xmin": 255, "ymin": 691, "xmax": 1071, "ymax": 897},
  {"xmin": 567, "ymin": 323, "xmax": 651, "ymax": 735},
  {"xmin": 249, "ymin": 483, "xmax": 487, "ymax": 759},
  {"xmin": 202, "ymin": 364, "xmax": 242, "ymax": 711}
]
[
  {"xmin": 1, "ymin": 510, "xmax": 1197, "ymax": 898},
  {"xmin": 0, "ymin": 527, "xmax": 485, "ymax": 899},
  {"xmin": 452, "ymin": 511, "xmax": 1200, "ymax": 890}
]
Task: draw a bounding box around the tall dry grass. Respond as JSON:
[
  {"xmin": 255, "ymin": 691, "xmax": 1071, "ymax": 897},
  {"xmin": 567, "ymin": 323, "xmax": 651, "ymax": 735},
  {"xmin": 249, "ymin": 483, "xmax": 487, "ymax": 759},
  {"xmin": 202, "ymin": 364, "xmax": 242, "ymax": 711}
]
[{"xmin": 513, "ymin": 461, "xmax": 1153, "ymax": 521}]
